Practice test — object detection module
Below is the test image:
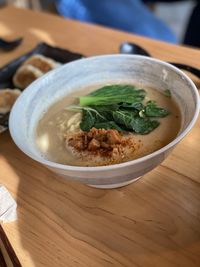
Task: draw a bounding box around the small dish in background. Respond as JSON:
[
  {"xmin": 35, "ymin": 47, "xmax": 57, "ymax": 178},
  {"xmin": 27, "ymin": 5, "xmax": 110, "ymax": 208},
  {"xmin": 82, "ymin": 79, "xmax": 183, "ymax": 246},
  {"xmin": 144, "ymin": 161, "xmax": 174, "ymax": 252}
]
[{"xmin": 0, "ymin": 42, "xmax": 83, "ymax": 133}]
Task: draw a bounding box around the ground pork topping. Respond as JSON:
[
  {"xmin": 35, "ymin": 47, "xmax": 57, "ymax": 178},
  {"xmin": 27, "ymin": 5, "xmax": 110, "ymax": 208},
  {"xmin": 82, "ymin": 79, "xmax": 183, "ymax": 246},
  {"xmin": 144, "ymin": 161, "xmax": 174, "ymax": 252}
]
[{"xmin": 65, "ymin": 127, "xmax": 137, "ymax": 158}]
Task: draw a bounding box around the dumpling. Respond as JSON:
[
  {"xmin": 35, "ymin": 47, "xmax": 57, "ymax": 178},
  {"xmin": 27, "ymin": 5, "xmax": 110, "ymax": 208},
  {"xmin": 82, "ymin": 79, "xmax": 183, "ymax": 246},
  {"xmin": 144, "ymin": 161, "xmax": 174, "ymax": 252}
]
[
  {"xmin": 13, "ymin": 54, "xmax": 61, "ymax": 89},
  {"xmin": 23, "ymin": 54, "xmax": 60, "ymax": 73},
  {"xmin": 13, "ymin": 64, "xmax": 43, "ymax": 89},
  {"xmin": 0, "ymin": 89, "xmax": 21, "ymax": 114}
]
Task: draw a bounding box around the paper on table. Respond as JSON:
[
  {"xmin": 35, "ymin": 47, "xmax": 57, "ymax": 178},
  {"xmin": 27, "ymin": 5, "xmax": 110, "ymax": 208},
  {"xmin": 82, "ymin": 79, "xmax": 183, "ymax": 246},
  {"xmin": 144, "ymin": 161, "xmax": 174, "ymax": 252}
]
[{"xmin": 0, "ymin": 185, "xmax": 17, "ymax": 223}]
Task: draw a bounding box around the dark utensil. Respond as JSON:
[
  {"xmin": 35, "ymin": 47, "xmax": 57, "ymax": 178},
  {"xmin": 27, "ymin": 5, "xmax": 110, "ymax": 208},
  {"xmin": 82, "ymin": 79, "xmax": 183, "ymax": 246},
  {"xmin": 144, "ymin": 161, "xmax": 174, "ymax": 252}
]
[
  {"xmin": 120, "ymin": 42, "xmax": 200, "ymax": 79},
  {"xmin": 0, "ymin": 37, "xmax": 23, "ymax": 51},
  {"xmin": 120, "ymin": 42, "xmax": 150, "ymax": 57}
]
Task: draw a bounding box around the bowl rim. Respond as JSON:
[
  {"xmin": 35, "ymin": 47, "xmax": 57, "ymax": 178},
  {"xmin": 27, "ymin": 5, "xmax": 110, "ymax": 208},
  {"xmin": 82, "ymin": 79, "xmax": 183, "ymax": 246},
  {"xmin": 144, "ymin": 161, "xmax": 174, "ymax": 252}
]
[{"xmin": 9, "ymin": 54, "xmax": 200, "ymax": 172}]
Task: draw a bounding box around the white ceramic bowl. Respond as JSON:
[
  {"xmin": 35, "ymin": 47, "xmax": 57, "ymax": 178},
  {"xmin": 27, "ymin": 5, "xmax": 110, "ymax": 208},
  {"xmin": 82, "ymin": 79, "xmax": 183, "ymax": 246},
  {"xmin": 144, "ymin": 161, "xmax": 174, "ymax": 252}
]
[{"xmin": 9, "ymin": 55, "xmax": 199, "ymax": 189}]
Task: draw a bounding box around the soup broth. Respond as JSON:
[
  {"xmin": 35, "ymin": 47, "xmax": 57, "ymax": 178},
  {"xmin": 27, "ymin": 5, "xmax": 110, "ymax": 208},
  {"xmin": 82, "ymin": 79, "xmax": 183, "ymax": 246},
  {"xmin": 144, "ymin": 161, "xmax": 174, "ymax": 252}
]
[{"xmin": 36, "ymin": 84, "xmax": 181, "ymax": 166}]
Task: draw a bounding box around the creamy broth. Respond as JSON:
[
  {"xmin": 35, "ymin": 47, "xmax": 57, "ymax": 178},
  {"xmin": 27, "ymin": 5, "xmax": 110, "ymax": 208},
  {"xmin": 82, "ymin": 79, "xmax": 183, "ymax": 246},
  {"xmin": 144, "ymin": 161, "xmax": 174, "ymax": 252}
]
[{"xmin": 36, "ymin": 84, "xmax": 181, "ymax": 166}]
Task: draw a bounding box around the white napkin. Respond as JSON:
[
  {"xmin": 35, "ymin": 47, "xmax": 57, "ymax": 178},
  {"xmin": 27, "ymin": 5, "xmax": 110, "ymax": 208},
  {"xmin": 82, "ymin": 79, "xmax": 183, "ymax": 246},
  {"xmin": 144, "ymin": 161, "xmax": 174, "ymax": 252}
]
[{"xmin": 0, "ymin": 185, "xmax": 17, "ymax": 223}]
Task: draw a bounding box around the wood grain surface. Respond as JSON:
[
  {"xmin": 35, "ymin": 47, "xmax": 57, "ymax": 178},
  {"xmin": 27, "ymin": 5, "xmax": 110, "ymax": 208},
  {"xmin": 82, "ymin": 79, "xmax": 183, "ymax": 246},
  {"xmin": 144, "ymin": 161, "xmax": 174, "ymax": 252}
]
[{"xmin": 0, "ymin": 6, "xmax": 200, "ymax": 267}]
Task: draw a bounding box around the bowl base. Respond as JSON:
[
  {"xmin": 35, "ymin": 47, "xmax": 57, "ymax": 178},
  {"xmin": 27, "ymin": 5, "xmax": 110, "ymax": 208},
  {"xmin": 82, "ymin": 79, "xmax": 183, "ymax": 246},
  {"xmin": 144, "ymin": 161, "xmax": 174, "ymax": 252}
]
[{"xmin": 87, "ymin": 176, "xmax": 141, "ymax": 189}]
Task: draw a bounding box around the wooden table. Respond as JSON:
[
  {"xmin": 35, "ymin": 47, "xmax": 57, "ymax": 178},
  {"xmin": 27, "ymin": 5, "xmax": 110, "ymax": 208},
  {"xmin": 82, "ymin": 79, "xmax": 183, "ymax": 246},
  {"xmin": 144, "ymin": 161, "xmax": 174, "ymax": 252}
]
[{"xmin": 0, "ymin": 6, "xmax": 200, "ymax": 267}]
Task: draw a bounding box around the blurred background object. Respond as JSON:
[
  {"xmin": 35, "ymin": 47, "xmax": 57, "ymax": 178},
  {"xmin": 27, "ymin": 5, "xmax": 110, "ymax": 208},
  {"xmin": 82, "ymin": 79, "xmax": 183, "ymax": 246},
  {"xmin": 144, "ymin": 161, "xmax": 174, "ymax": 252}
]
[
  {"xmin": 0, "ymin": 0, "xmax": 199, "ymax": 47},
  {"xmin": 0, "ymin": 0, "xmax": 42, "ymax": 9},
  {"xmin": 154, "ymin": 1, "xmax": 195, "ymax": 42},
  {"xmin": 143, "ymin": 0, "xmax": 200, "ymax": 47},
  {"xmin": 0, "ymin": 0, "xmax": 54, "ymax": 10}
]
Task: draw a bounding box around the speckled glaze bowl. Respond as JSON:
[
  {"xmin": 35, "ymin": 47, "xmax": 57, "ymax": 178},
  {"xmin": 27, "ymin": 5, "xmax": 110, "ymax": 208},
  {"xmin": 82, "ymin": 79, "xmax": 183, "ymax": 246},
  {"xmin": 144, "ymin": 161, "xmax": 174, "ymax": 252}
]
[{"xmin": 9, "ymin": 55, "xmax": 199, "ymax": 188}]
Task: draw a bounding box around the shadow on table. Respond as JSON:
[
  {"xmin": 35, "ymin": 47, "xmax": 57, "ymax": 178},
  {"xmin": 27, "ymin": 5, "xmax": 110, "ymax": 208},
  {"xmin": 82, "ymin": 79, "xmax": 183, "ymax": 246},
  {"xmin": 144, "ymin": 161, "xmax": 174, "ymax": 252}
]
[{"xmin": 1, "ymin": 131, "xmax": 200, "ymax": 267}]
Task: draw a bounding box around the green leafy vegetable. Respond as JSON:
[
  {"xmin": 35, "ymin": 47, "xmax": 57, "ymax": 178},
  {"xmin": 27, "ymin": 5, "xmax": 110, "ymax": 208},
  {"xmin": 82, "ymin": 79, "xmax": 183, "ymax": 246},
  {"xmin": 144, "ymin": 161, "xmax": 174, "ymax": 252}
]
[
  {"xmin": 79, "ymin": 85, "xmax": 146, "ymax": 106},
  {"xmin": 129, "ymin": 117, "xmax": 160, "ymax": 134},
  {"xmin": 112, "ymin": 110, "xmax": 134, "ymax": 130},
  {"xmin": 112, "ymin": 110, "xmax": 159, "ymax": 134},
  {"xmin": 119, "ymin": 102, "xmax": 144, "ymax": 111},
  {"xmin": 68, "ymin": 84, "xmax": 171, "ymax": 134},
  {"xmin": 89, "ymin": 84, "xmax": 144, "ymax": 97},
  {"xmin": 94, "ymin": 121, "xmax": 123, "ymax": 131},
  {"xmin": 90, "ymin": 105, "xmax": 118, "ymax": 121},
  {"xmin": 80, "ymin": 109, "xmax": 95, "ymax": 131},
  {"xmin": 144, "ymin": 101, "xmax": 169, "ymax": 117},
  {"xmin": 91, "ymin": 105, "xmax": 119, "ymax": 111},
  {"xmin": 80, "ymin": 108, "xmax": 107, "ymax": 131}
]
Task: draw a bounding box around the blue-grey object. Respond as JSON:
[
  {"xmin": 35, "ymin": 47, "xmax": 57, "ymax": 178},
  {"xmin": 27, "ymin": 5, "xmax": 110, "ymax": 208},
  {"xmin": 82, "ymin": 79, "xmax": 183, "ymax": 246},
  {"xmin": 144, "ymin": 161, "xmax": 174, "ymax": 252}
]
[{"xmin": 55, "ymin": 0, "xmax": 177, "ymax": 43}]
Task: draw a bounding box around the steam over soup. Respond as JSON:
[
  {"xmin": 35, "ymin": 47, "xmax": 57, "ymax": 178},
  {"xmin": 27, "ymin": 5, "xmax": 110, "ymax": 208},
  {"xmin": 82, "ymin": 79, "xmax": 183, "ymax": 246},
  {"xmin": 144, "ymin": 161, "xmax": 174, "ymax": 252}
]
[{"xmin": 36, "ymin": 84, "xmax": 181, "ymax": 166}]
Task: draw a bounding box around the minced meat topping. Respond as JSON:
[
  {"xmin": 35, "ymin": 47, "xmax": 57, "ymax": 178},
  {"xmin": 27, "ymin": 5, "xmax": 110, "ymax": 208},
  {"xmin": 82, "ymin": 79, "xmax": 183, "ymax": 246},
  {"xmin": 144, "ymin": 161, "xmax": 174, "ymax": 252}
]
[{"xmin": 65, "ymin": 128, "xmax": 139, "ymax": 159}]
